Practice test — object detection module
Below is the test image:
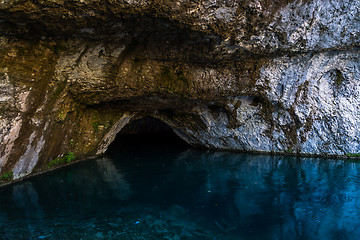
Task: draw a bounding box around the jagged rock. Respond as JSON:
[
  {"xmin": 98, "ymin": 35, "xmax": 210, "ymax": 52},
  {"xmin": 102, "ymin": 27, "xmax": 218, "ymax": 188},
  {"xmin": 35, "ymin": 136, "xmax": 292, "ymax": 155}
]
[{"xmin": 0, "ymin": 0, "xmax": 359, "ymax": 181}]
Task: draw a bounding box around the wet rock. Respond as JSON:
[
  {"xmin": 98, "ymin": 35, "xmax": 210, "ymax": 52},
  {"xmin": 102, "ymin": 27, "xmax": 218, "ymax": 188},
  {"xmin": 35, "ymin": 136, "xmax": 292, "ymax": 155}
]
[{"xmin": 0, "ymin": 0, "xmax": 359, "ymax": 181}]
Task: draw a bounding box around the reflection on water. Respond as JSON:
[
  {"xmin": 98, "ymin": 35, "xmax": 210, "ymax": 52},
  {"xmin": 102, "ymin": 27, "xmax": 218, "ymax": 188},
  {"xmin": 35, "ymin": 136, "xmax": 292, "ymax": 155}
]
[{"xmin": 0, "ymin": 147, "xmax": 360, "ymax": 239}]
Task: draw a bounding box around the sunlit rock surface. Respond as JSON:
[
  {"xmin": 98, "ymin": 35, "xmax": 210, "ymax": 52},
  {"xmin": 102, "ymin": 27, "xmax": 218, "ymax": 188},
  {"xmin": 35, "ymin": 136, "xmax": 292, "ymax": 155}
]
[{"xmin": 0, "ymin": 0, "xmax": 359, "ymax": 181}]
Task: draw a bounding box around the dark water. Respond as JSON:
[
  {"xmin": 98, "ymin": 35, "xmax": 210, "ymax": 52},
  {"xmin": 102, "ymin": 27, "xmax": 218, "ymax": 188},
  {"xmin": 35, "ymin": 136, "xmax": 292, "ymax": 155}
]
[{"xmin": 1, "ymin": 138, "xmax": 360, "ymax": 239}]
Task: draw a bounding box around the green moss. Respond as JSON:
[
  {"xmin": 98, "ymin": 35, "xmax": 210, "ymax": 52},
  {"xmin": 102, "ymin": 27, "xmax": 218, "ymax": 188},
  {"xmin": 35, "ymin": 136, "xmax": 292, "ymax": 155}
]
[
  {"xmin": 0, "ymin": 171, "xmax": 13, "ymax": 182},
  {"xmin": 160, "ymin": 66, "xmax": 188, "ymax": 83},
  {"xmin": 48, "ymin": 152, "xmax": 76, "ymax": 168},
  {"xmin": 56, "ymin": 112, "xmax": 66, "ymax": 122},
  {"xmin": 53, "ymin": 81, "xmax": 67, "ymax": 99},
  {"xmin": 334, "ymin": 69, "xmax": 344, "ymax": 87},
  {"xmin": 92, "ymin": 121, "xmax": 100, "ymax": 133},
  {"xmin": 175, "ymin": 70, "xmax": 188, "ymax": 83},
  {"xmin": 285, "ymin": 148, "xmax": 293, "ymax": 154},
  {"xmin": 346, "ymin": 153, "xmax": 360, "ymax": 158},
  {"xmin": 158, "ymin": 65, "xmax": 190, "ymax": 95}
]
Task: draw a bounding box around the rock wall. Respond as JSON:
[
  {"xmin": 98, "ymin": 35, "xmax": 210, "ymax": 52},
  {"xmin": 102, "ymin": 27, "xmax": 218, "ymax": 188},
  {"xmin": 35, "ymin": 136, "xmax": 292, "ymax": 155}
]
[{"xmin": 0, "ymin": 0, "xmax": 359, "ymax": 182}]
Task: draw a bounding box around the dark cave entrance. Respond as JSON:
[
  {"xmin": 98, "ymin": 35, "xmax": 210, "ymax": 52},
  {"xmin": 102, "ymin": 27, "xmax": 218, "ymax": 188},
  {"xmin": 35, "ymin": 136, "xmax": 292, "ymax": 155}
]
[{"xmin": 106, "ymin": 117, "xmax": 190, "ymax": 154}]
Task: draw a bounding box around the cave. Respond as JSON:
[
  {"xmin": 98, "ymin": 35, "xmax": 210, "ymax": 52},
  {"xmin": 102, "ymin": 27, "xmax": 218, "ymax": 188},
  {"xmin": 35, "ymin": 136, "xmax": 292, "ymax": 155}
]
[{"xmin": 106, "ymin": 116, "xmax": 190, "ymax": 154}]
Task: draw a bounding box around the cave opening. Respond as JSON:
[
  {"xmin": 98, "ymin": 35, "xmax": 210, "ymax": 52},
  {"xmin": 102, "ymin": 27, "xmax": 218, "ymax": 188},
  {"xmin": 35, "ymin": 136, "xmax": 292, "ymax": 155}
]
[{"xmin": 106, "ymin": 116, "xmax": 190, "ymax": 155}]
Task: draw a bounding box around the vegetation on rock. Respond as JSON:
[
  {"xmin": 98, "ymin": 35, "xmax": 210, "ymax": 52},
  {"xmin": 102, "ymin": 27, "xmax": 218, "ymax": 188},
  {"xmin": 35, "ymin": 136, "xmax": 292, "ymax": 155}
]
[
  {"xmin": 346, "ymin": 153, "xmax": 360, "ymax": 158},
  {"xmin": 0, "ymin": 171, "xmax": 13, "ymax": 182},
  {"xmin": 48, "ymin": 152, "xmax": 76, "ymax": 168}
]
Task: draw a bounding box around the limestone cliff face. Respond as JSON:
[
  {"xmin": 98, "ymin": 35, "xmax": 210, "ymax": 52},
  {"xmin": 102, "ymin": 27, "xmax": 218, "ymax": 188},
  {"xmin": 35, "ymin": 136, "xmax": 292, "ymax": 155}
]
[{"xmin": 0, "ymin": 0, "xmax": 359, "ymax": 181}]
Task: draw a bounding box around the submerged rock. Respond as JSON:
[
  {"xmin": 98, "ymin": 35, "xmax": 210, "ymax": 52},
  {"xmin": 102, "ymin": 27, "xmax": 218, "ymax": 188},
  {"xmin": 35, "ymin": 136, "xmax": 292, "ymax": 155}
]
[{"xmin": 0, "ymin": 0, "xmax": 359, "ymax": 181}]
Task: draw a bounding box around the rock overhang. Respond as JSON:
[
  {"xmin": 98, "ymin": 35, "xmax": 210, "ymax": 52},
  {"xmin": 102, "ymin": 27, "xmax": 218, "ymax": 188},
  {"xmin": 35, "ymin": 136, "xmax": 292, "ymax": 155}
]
[{"xmin": 0, "ymin": 0, "xmax": 360, "ymax": 183}]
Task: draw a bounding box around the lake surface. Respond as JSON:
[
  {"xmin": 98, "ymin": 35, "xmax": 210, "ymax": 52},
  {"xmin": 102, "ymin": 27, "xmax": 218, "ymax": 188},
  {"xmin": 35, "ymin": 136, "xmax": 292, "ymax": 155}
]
[{"xmin": 0, "ymin": 135, "xmax": 360, "ymax": 239}]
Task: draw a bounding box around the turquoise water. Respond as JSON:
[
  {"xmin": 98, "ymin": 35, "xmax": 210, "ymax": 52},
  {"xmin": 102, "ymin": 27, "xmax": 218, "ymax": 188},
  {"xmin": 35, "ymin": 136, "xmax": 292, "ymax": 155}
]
[{"xmin": 1, "ymin": 137, "xmax": 360, "ymax": 239}]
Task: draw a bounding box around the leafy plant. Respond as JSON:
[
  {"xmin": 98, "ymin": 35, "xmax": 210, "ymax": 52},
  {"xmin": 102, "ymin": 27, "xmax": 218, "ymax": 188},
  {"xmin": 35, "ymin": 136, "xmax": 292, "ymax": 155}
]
[
  {"xmin": 64, "ymin": 152, "xmax": 75, "ymax": 163},
  {"xmin": 92, "ymin": 121, "xmax": 100, "ymax": 133},
  {"xmin": 48, "ymin": 152, "xmax": 76, "ymax": 168},
  {"xmin": 0, "ymin": 171, "xmax": 13, "ymax": 182},
  {"xmin": 346, "ymin": 153, "xmax": 360, "ymax": 158}
]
